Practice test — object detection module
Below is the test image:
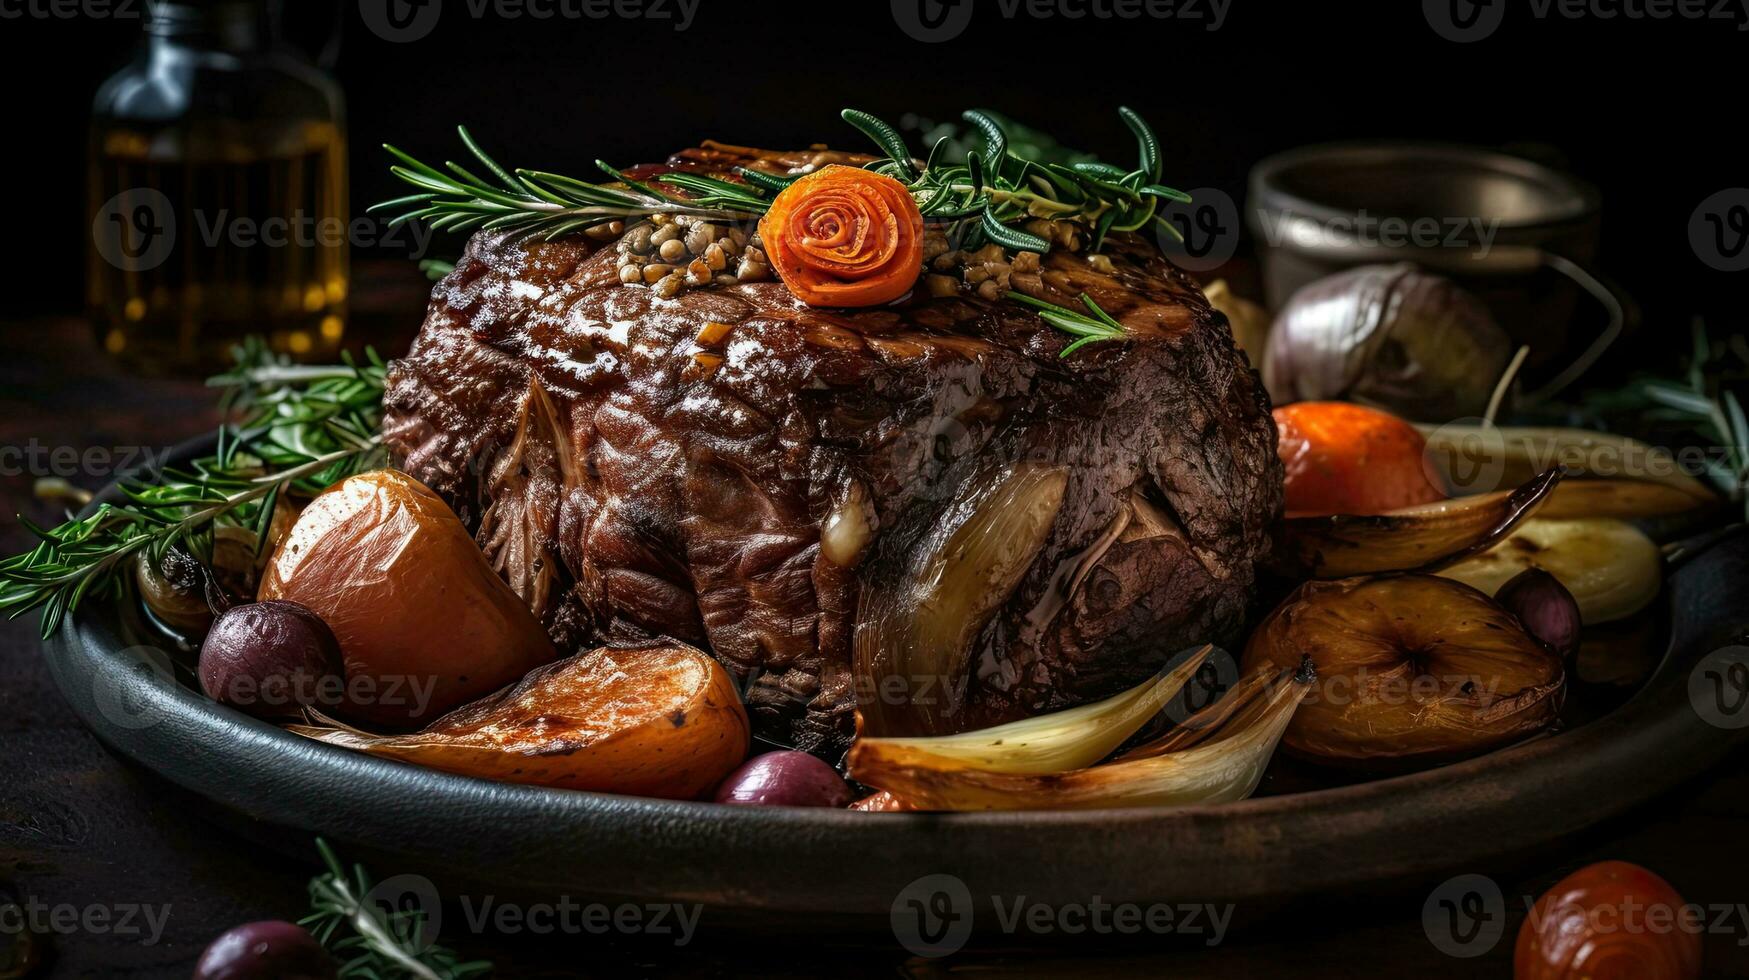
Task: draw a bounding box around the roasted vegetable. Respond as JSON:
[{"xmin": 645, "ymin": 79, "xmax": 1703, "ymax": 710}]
[
  {"xmin": 1274, "ymin": 401, "xmax": 1446, "ymax": 516},
  {"xmin": 1263, "ymin": 264, "xmax": 1512, "ymax": 422},
  {"xmin": 850, "ymin": 645, "xmax": 1212, "ymax": 775},
  {"xmin": 1420, "ymin": 423, "xmax": 1716, "ymax": 518},
  {"xmin": 714, "ymin": 751, "xmax": 854, "ymax": 808},
  {"xmin": 259, "ymin": 469, "xmax": 556, "ymax": 727},
  {"xmin": 290, "ymin": 641, "xmax": 749, "ymax": 800},
  {"xmin": 1439, "ymin": 518, "xmax": 1661, "ymax": 624},
  {"xmin": 847, "ymin": 662, "xmax": 1312, "ymax": 811},
  {"xmin": 1494, "ymin": 569, "xmax": 1582, "ymax": 663},
  {"xmin": 1242, "ymin": 574, "xmax": 1565, "ymax": 770},
  {"xmin": 854, "ymin": 461, "xmax": 1069, "ymax": 737},
  {"xmin": 199, "ymin": 601, "xmax": 343, "ymax": 720},
  {"xmin": 1516, "ymin": 861, "xmax": 1702, "ymax": 980},
  {"xmin": 1272, "ymin": 467, "xmax": 1562, "ymax": 579}
]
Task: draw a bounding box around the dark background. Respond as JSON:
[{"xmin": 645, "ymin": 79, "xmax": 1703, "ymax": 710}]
[
  {"xmin": 4, "ymin": 2, "xmax": 1749, "ymax": 977},
  {"xmin": 1, "ymin": 0, "xmax": 1744, "ymax": 336}
]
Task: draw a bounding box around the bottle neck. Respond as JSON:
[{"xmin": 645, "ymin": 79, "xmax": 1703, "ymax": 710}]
[{"xmin": 145, "ymin": 2, "xmax": 268, "ymax": 53}]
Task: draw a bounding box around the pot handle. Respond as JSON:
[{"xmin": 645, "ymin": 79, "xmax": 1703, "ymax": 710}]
[
  {"xmin": 1404, "ymin": 244, "xmax": 1633, "ymax": 404},
  {"xmin": 1522, "ymin": 251, "xmax": 1633, "ymax": 404}
]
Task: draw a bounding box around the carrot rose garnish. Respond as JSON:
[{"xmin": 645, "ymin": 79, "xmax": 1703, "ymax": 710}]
[{"xmin": 758, "ymin": 165, "xmax": 924, "ymax": 307}]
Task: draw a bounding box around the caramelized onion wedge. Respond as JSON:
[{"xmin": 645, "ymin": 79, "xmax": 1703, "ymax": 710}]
[
  {"xmin": 1243, "ymin": 575, "xmax": 1565, "ymax": 771},
  {"xmin": 854, "ymin": 462, "xmax": 1069, "ymax": 737},
  {"xmin": 1273, "ymin": 467, "xmax": 1562, "ymax": 579},
  {"xmin": 1116, "ymin": 666, "xmax": 1280, "ymax": 760},
  {"xmin": 1421, "ymin": 423, "xmax": 1716, "ymax": 513},
  {"xmin": 847, "ymin": 664, "xmax": 1311, "ymax": 812},
  {"xmin": 1537, "ymin": 478, "xmax": 1716, "ymax": 520},
  {"xmin": 1439, "ymin": 518, "xmax": 1662, "ymax": 624},
  {"xmin": 851, "ymin": 645, "xmax": 1213, "ymax": 776},
  {"xmin": 288, "ymin": 642, "xmax": 749, "ymax": 800}
]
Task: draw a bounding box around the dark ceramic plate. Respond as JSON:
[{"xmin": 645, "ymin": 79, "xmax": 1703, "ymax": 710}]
[{"xmin": 39, "ymin": 438, "xmax": 1749, "ymax": 931}]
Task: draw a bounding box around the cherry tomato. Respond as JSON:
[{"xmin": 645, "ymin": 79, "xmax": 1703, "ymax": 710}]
[
  {"xmin": 1273, "ymin": 401, "xmax": 1445, "ymax": 516},
  {"xmin": 1515, "ymin": 860, "xmax": 1703, "ymax": 980}
]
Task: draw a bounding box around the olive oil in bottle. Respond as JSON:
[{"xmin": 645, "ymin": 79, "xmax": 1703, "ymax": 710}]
[{"xmin": 88, "ymin": 0, "xmax": 348, "ymax": 375}]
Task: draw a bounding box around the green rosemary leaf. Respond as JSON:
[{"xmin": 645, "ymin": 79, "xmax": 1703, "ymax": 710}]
[
  {"xmin": 980, "ymin": 209, "xmax": 1051, "ymax": 252},
  {"xmin": 922, "ymin": 136, "xmax": 952, "ymax": 176},
  {"xmin": 1138, "ymin": 184, "xmax": 1192, "ymax": 203},
  {"xmin": 841, "ymin": 109, "xmax": 919, "ymax": 180},
  {"xmin": 653, "ymin": 172, "xmax": 771, "ymax": 212},
  {"xmin": 961, "ymin": 110, "xmax": 1009, "ymax": 173},
  {"xmin": 1005, "ymin": 290, "xmax": 1129, "ymax": 357},
  {"xmin": 1118, "ymin": 106, "xmax": 1161, "ymax": 181},
  {"xmin": 734, "ymin": 167, "xmax": 800, "ymax": 193},
  {"xmin": 594, "ymin": 160, "xmax": 672, "ymax": 204},
  {"xmin": 1088, "ymin": 209, "xmax": 1118, "ymax": 254},
  {"xmin": 455, "ymin": 125, "xmax": 523, "ymax": 194},
  {"xmin": 1151, "ymin": 211, "xmax": 1186, "ymax": 243}
]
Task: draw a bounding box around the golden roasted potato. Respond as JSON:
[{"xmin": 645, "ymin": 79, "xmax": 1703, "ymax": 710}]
[
  {"xmin": 259, "ymin": 469, "xmax": 556, "ymax": 727},
  {"xmin": 290, "ymin": 641, "xmax": 750, "ymax": 800}
]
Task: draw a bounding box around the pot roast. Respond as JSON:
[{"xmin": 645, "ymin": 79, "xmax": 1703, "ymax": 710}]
[{"xmin": 382, "ymin": 143, "xmax": 1282, "ymax": 757}]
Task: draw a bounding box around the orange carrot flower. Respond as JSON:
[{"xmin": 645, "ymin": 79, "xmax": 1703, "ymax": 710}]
[{"xmin": 758, "ymin": 165, "xmax": 924, "ymax": 307}]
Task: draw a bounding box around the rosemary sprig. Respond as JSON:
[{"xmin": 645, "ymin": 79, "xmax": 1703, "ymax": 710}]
[
  {"xmin": 374, "ymin": 108, "xmax": 1189, "ymax": 260},
  {"xmin": 370, "ymin": 126, "xmax": 759, "ymax": 241},
  {"xmin": 1005, "ymin": 291, "xmax": 1130, "ymax": 357},
  {"xmin": 0, "ymin": 341, "xmax": 387, "ymax": 638},
  {"xmin": 303, "ymin": 839, "xmax": 490, "ymax": 980}
]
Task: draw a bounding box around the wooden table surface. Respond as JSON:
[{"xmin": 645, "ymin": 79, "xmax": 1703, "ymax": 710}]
[{"xmin": 4, "ymin": 310, "xmax": 1748, "ymax": 979}]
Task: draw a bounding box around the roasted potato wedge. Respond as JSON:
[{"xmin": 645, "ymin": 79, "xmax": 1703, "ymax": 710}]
[
  {"xmin": 259, "ymin": 469, "xmax": 556, "ymax": 727},
  {"xmin": 289, "ymin": 641, "xmax": 750, "ymax": 799},
  {"xmin": 1243, "ymin": 574, "xmax": 1565, "ymax": 770}
]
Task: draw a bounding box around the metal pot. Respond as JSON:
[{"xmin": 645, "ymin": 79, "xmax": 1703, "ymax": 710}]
[{"xmin": 1248, "ymin": 142, "xmax": 1632, "ymax": 400}]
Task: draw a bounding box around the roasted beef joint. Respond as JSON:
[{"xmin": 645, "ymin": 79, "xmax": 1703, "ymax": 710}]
[{"xmin": 383, "ymin": 144, "xmax": 1282, "ymax": 756}]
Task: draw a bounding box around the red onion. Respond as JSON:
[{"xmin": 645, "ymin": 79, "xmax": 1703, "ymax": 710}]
[
  {"xmin": 714, "ymin": 751, "xmax": 853, "ymax": 807},
  {"xmin": 1495, "ymin": 568, "xmax": 1582, "ymax": 662}
]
